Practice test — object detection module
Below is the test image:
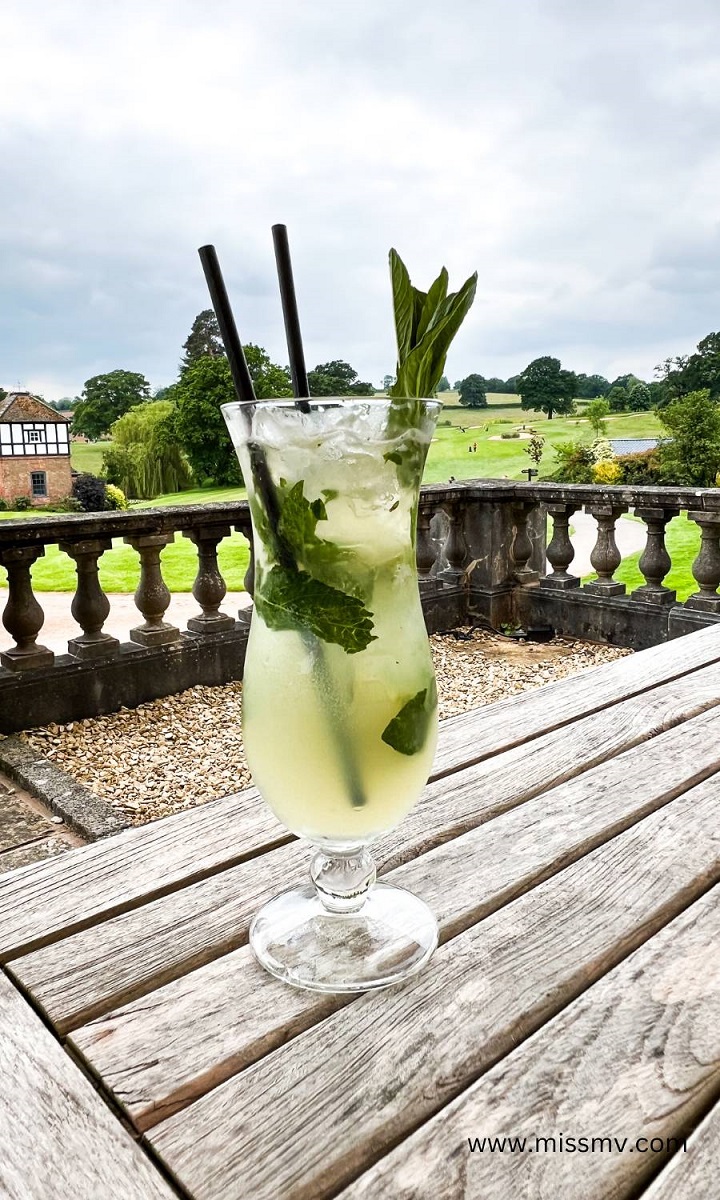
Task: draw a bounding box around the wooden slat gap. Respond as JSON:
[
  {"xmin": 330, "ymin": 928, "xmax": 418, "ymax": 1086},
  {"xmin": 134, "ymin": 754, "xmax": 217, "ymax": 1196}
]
[
  {"xmin": 1, "ymin": 829, "xmax": 294, "ymax": 963},
  {"xmin": 424, "ymin": 638, "xmax": 720, "ymax": 787},
  {"xmin": 319, "ymin": 874, "xmax": 720, "ymax": 1200},
  {"xmin": 94, "ymin": 758, "xmax": 720, "ymax": 1134},
  {"xmin": 629, "ymin": 1084, "xmax": 720, "ymax": 1200},
  {"xmin": 428, "ymin": 649, "xmax": 720, "ymax": 783}
]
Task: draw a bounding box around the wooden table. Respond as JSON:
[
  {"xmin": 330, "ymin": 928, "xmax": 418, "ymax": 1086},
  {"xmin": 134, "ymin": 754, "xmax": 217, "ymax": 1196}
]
[{"xmin": 2, "ymin": 624, "xmax": 720, "ymax": 1199}]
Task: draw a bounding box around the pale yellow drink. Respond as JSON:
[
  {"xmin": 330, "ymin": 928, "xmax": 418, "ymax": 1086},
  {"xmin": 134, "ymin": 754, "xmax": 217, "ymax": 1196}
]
[{"xmin": 224, "ymin": 398, "xmax": 439, "ymax": 848}]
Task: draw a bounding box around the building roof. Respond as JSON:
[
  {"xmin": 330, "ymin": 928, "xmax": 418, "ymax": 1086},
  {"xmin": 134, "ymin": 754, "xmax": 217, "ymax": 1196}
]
[
  {"xmin": 0, "ymin": 392, "xmax": 71, "ymax": 423},
  {"xmin": 609, "ymin": 437, "xmax": 661, "ymax": 456}
]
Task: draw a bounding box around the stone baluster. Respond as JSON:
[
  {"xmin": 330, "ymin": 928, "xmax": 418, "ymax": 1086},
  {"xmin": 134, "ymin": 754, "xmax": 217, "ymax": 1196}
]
[
  {"xmin": 59, "ymin": 537, "xmax": 120, "ymax": 658},
  {"xmin": 235, "ymin": 513, "xmax": 255, "ymax": 601},
  {"xmin": 124, "ymin": 532, "xmax": 180, "ymax": 646},
  {"xmin": 416, "ymin": 505, "xmax": 438, "ymax": 583},
  {"xmin": 541, "ymin": 503, "xmax": 580, "ymax": 589},
  {"xmin": 0, "ymin": 545, "xmax": 54, "ymax": 671},
  {"xmin": 183, "ymin": 525, "xmax": 235, "ymax": 633},
  {"xmin": 583, "ymin": 503, "xmax": 628, "ymax": 595},
  {"xmin": 510, "ymin": 503, "xmax": 539, "ymax": 585},
  {"xmin": 632, "ymin": 507, "xmax": 679, "ymax": 604},
  {"xmin": 438, "ymin": 501, "xmax": 467, "ymax": 586},
  {"xmin": 685, "ymin": 511, "xmax": 720, "ymax": 611}
]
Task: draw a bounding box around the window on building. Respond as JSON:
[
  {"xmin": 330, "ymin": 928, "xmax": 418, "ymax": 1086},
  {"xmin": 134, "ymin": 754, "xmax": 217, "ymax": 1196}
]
[
  {"xmin": 25, "ymin": 429, "xmax": 42, "ymax": 444},
  {"xmin": 31, "ymin": 472, "xmax": 47, "ymax": 497}
]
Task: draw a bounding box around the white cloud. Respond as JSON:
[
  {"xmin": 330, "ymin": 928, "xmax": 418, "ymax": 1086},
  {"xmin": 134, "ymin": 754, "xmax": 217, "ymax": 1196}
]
[{"xmin": 1, "ymin": 0, "xmax": 720, "ymax": 397}]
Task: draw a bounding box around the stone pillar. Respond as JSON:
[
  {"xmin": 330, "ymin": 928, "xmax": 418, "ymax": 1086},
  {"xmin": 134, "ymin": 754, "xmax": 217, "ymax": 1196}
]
[
  {"xmin": 632, "ymin": 507, "xmax": 679, "ymax": 604},
  {"xmin": 437, "ymin": 501, "xmax": 467, "ymax": 588},
  {"xmin": 511, "ymin": 502, "xmax": 540, "ymax": 585},
  {"xmin": 183, "ymin": 525, "xmax": 235, "ymax": 633},
  {"xmin": 124, "ymin": 532, "xmax": 181, "ymax": 646},
  {"xmin": 583, "ymin": 503, "xmax": 628, "ymax": 595},
  {"xmin": 59, "ymin": 536, "xmax": 120, "ymax": 659},
  {"xmin": 541, "ymin": 502, "xmax": 580, "ymax": 589},
  {"xmin": 0, "ymin": 545, "xmax": 54, "ymax": 671},
  {"xmin": 685, "ymin": 511, "xmax": 720, "ymax": 611}
]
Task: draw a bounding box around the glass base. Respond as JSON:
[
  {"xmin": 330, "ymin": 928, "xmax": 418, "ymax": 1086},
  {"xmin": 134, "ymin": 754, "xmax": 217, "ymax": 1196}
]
[{"xmin": 249, "ymin": 882, "xmax": 438, "ymax": 993}]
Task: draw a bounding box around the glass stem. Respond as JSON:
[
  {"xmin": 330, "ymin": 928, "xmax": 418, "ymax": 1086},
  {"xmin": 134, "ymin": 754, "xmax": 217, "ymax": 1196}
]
[{"xmin": 311, "ymin": 846, "xmax": 376, "ymax": 913}]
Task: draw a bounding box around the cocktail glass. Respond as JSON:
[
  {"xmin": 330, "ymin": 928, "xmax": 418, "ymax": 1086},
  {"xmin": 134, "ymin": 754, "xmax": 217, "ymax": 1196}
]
[{"xmin": 223, "ymin": 396, "xmax": 441, "ymax": 992}]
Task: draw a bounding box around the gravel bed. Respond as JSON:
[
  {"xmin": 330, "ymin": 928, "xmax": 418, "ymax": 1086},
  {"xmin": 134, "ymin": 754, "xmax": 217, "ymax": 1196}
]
[{"xmin": 19, "ymin": 630, "xmax": 631, "ymax": 827}]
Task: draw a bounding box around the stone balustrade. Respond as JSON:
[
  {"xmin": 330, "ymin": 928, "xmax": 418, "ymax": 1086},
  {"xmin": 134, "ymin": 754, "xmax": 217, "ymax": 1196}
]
[{"xmin": 1, "ymin": 482, "xmax": 719, "ymax": 732}]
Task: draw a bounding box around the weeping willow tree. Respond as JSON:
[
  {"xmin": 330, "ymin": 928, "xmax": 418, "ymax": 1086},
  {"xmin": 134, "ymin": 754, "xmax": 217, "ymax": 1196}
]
[{"xmin": 102, "ymin": 400, "xmax": 193, "ymax": 499}]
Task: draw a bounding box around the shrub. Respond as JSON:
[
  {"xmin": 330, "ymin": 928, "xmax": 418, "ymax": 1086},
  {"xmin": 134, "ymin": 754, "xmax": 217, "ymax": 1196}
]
[
  {"xmin": 72, "ymin": 472, "xmax": 107, "ymax": 512},
  {"xmin": 0, "ymin": 499, "xmax": 7, "ymax": 511},
  {"xmin": 500, "ymin": 431, "xmax": 520, "ymax": 439},
  {"xmin": 55, "ymin": 495, "xmax": 84, "ymax": 513},
  {"xmin": 13, "ymin": 495, "xmax": 32, "ymax": 511},
  {"xmin": 104, "ymin": 483, "xmax": 129, "ymax": 511},
  {"xmin": 592, "ymin": 459, "xmax": 623, "ymax": 485},
  {"xmin": 616, "ymin": 450, "xmax": 664, "ymax": 486},
  {"xmin": 591, "ymin": 438, "xmax": 614, "ymax": 463},
  {"xmin": 550, "ymin": 440, "xmax": 595, "ymax": 483}
]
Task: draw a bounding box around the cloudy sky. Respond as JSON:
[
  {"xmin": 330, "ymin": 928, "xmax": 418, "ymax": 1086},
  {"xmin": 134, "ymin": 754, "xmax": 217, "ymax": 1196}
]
[{"xmin": 2, "ymin": 0, "xmax": 720, "ymax": 400}]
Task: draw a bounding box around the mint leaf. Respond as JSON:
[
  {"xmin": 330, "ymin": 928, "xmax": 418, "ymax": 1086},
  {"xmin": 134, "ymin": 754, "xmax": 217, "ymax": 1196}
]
[
  {"xmin": 255, "ymin": 565, "xmax": 376, "ymax": 654},
  {"xmin": 277, "ymin": 480, "xmax": 327, "ymax": 561},
  {"xmin": 381, "ymin": 680, "xmax": 437, "ymax": 756}
]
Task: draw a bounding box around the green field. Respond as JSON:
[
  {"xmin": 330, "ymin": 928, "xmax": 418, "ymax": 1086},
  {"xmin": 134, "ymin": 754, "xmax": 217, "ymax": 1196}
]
[{"xmin": 0, "ymin": 406, "xmax": 696, "ymax": 595}]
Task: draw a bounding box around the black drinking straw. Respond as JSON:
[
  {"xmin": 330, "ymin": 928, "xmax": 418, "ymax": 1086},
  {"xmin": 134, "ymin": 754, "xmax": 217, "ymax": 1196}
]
[
  {"xmin": 197, "ymin": 243, "xmax": 289, "ymax": 561},
  {"xmin": 271, "ymin": 224, "xmax": 311, "ymax": 411},
  {"xmin": 198, "ymin": 245, "xmax": 256, "ymax": 405}
]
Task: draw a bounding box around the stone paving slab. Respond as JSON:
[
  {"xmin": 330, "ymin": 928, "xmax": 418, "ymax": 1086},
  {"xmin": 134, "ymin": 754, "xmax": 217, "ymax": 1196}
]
[{"xmin": 0, "ymin": 770, "xmax": 84, "ymax": 877}]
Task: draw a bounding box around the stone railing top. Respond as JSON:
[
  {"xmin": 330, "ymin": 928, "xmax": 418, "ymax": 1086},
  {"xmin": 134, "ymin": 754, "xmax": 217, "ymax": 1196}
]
[
  {"xmin": 0, "ymin": 500, "xmax": 253, "ymax": 548},
  {"xmin": 1, "ymin": 479, "xmax": 718, "ymax": 551}
]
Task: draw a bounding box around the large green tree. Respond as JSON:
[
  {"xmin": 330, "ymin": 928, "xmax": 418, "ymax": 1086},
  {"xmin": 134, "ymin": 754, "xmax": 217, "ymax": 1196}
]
[
  {"xmin": 102, "ymin": 400, "xmax": 193, "ymax": 499},
  {"xmin": 457, "ymin": 374, "xmax": 487, "ymax": 408},
  {"xmin": 307, "ymin": 360, "xmax": 374, "ymax": 396},
  {"xmin": 658, "ymin": 389, "xmax": 720, "ymax": 486},
  {"xmin": 517, "ymin": 356, "xmax": 577, "ymax": 420},
  {"xmin": 576, "ymin": 373, "xmax": 610, "ymax": 398},
  {"xmin": 72, "ymin": 370, "xmax": 151, "ymax": 439},
  {"xmin": 173, "ymin": 348, "xmax": 292, "ymax": 485},
  {"xmin": 657, "ymin": 333, "xmax": 720, "ymax": 402},
  {"xmin": 181, "ymin": 309, "xmax": 224, "ymax": 368}
]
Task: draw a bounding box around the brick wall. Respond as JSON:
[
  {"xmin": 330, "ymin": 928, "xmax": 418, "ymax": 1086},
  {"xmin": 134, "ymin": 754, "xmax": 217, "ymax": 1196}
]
[{"xmin": 0, "ymin": 456, "xmax": 73, "ymax": 505}]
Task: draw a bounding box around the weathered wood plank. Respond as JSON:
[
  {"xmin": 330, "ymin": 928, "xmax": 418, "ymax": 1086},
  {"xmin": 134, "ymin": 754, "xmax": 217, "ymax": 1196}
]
[
  {"xmin": 337, "ymin": 885, "xmax": 720, "ymax": 1199},
  {"xmin": 71, "ymin": 704, "xmax": 720, "ymax": 1129},
  {"xmin": 16, "ymin": 672, "xmax": 720, "ymax": 1033},
  {"xmin": 643, "ymin": 1099, "xmax": 720, "ymax": 1199},
  {"xmin": 0, "ymin": 785, "xmax": 288, "ymax": 960},
  {"xmin": 0, "ymin": 971, "xmax": 176, "ymax": 1200},
  {"xmin": 431, "ymin": 620, "xmax": 720, "ymax": 777},
  {"xmin": 147, "ymin": 781, "xmax": 720, "ymax": 1200},
  {"xmin": 2, "ymin": 624, "xmax": 719, "ymax": 959}
]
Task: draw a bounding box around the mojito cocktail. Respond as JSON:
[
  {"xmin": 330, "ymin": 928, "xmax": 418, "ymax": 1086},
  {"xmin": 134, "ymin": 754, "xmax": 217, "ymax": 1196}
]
[{"xmin": 223, "ymin": 397, "xmax": 441, "ymax": 991}]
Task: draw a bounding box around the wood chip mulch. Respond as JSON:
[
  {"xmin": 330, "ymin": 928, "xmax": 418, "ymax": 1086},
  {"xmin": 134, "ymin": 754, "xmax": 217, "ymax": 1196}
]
[{"xmin": 19, "ymin": 630, "xmax": 631, "ymax": 826}]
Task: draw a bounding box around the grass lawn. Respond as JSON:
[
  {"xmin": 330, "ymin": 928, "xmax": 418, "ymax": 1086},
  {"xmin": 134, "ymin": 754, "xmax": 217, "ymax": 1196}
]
[
  {"xmin": 70, "ymin": 441, "xmax": 108, "ymax": 475},
  {"xmin": 0, "ymin": 407, "xmax": 693, "ymax": 596}
]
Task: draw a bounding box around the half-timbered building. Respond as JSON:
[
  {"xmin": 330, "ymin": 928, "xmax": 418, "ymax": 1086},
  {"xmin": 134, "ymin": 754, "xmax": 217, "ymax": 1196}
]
[{"xmin": 0, "ymin": 391, "xmax": 72, "ymax": 505}]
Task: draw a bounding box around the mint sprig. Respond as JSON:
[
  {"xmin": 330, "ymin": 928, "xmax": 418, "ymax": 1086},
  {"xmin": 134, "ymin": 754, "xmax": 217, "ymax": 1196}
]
[
  {"xmin": 255, "ymin": 565, "xmax": 376, "ymax": 655},
  {"xmin": 381, "ymin": 679, "xmax": 438, "ymax": 756}
]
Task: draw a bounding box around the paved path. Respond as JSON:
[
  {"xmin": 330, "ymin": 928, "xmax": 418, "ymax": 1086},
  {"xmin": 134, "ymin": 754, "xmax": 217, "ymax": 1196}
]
[
  {"xmin": 0, "ymin": 592, "xmax": 252, "ymax": 656},
  {"xmin": 569, "ymin": 511, "xmax": 646, "ymax": 578}
]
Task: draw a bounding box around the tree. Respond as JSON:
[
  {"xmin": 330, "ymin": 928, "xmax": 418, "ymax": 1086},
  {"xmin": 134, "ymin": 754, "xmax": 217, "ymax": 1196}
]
[
  {"xmin": 576, "ymin": 373, "xmax": 610, "ymax": 398},
  {"xmin": 484, "ymin": 376, "xmax": 516, "ymax": 394},
  {"xmin": 585, "ymin": 398, "xmax": 610, "ymax": 437},
  {"xmin": 181, "ymin": 309, "xmax": 224, "ymax": 369},
  {"xmin": 102, "ymin": 400, "xmax": 193, "ymax": 499},
  {"xmin": 457, "ymin": 374, "xmax": 487, "ymax": 408},
  {"xmin": 525, "ymin": 434, "xmax": 545, "ymax": 468},
  {"xmin": 606, "ymin": 385, "xmax": 629, "ymax": 412},
  {"xmin": 0, "ymin": 387, "xmax": 6, "ymax": 404},
  {"xmin": 436, "ymin": 375, "xmax": 451, "ymax": 392},
  {"xmin": 72, "ymin": 370, "xmax": 151, "ymax": 440},
  {"xmin": 517, "ymin": 357, "xmax": 577, "ymax": 420},
  {"xmin": 47, "ymin": 397, "xmax": 75, "ymax": 412},
  {"xmin": 658, "ymin": 389, "xmax": 720, "ymax": 486},
  {"xmin": 628, "ymin": 381, "xmax": 651, "ymax": 411},
  {"xmin": 173, "ymin": 348, "xmax": 291, "ymax": 485},
  {"xmin": 307, "ymin": 361, "xmax": 374, "ymax": 396},
  {"xmin": 657, "ymin": 333, "xmax": 720, "ymax": 400},
  {"xmin": 382, "ymin": 374, "xmax": 395, "ymax": 392}
]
